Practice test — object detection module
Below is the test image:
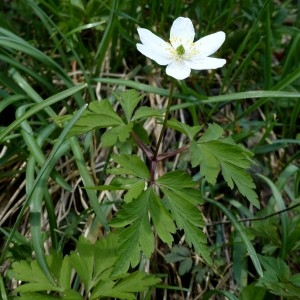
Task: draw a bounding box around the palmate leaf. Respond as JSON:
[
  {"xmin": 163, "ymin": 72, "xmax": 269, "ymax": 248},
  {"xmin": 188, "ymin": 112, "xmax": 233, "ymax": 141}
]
[
  {"xmin": 110, "ymin": 188, "xmax": 176, "ymax": 276},
  {"xmin": 190, "ymin": 123, "xmax": 259, "ymax": 208},
  {"xmin": 156, "ymin": 171, "xmax": 211, "ymax": 265}
]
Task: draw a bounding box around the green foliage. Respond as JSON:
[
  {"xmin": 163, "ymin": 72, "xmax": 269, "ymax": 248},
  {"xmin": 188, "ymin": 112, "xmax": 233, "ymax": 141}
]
[
  {"xmin": 239, "ymin": 284, "xmax": 266, "ymax": 300},
  {"xmin": 109, "ymin": 185, "xmax": 177, "ymax": 275},
  {"xmin": 167, "ymin": 118, "xmax": 203, "ymax": 140},
  {"xmin": 157, "ymin": 171, "xmax": 211, "ymax": 265},
  {"xmin": 55, "ymin": 99, "xmax": 124, "ymax": 138},
  {"xmin": 109, "ymin": 154, "xmax": 150, "ymax": 179},
  {"xmin": 1, "ymin": 0, "xmax": 300, "ymax": 299},
  {"xmin": 114, "ymin": 89, "xmax": 144, "ymax": 123},
  {"xmin": 190, "ymin": 123, "xmax": 259, "ymax": 208},
  {"xmin": 257, "ymin": 256, "xmax": 300, "ymax": 298},
  {"xmin": 165, "ymin": 246, "xmax": 193, "ymax": 276},
  {"xmin": 11, "ymin": 235, "xmax": 161, "ymax": 299}
]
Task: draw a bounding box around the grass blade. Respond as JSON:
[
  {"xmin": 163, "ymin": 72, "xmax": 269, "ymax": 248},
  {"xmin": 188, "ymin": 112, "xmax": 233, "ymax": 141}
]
[
  {"xmin": 257, "ymin": 174, "xmax": 288, "ymax": 259},
  {"xmin": 28, "ymin": 103, "xmax": 88, "ymax": 284},
  {"xmin": 205, "ymin": 197, "xmax": 263, "ymax": 277},
  {"xmin": 0, "ymin": 83, "xmax": 87, "ymax": 142}
]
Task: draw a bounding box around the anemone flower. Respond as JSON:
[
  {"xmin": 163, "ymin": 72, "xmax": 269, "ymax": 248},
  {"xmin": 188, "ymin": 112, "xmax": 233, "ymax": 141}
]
[{"xmin": 136, "ymin": 17, "xmax": 226, "ymax": 80}]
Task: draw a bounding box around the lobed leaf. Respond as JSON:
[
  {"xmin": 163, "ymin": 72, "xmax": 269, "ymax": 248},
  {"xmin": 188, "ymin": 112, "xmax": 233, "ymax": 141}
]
[
  {"xmin": 132, "ymin": 106, "xmax": 164, "ymax": 121},
  {"xmin": 101, "ymin": 122, "xmax": 133, "ymax": 148},
  {"xmin": 167, "ymin": 118, "xmax": 202, "ymax": 140},
  {"xmin": 110, "ymin": 187, "xmax": 176, "ymax": 275},
  {"xmin": 148, "ymin": 188, "xmax": 176, "ymax": 245},
  {"xmin": 114, "ymin": 89, "xmax": 144, "ymax": 122},
  {"xmin": 92, "ymin": 271, "xmax": 160, "ymax": 299},
  {"xmin": 109, "ymin": 154, "xmax": 150, "ymax": 179},
  {"xmin": 54, "ymin": 99, "xmax": 124, "ymax": 138},
  {"xmin": 190, "ymin": 123, "xmax": 259, "ymax": 208},
  {"xmin": 70, "ymin": 237, "xmax": 95, "ymax": 292},
  {"xmin": 157, "ymin": 171, "xmax": 211, "ymax": 264}
]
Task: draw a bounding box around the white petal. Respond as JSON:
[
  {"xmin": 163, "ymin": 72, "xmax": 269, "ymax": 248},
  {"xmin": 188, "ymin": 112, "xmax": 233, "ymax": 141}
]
[
  {"xmin": 186, "ymin": 57, "xmax": 226, "ymax": 70},
  {"xmin": 170, "ymin": 17, "xmax": 195, "ymax": 49},
  {"xmin": 166, "ymin": 60, "xmax": 191, "ymax": 80},
  {"xmin": 194, "ymin": 31, "xmax": 226, "ymax": 57},
  {"xmin": 137, "ymin": 43, "xmax": 173, "ymax": 65},
  {"xmin": 137, "ymin": 28, "xmax": 168, "ymax": 48},
  {"xmin": 136, "ymin": 28, "xmax": 174, "ymax": 65}
]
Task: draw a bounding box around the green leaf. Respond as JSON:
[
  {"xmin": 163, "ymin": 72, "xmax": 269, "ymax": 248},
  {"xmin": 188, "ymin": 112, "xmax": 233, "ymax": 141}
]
[
  {"xmin": 110, "ymin": 186, "xmax": 176, "ymax": 272},
  {"xmin": 156, "ymin": 171, "xmax": 204, "ymax": 206},
  {"xmin": 240, "ymin": 284, "xmax": 266, "ymax": 300},
  {"xmin": 12, "ymin": 260, "xmax": 57, "ymax": 291},
  {"xmin": 190, "ymin": 126, "xmax": 259, "ymax": 208},
  {"xmin": 178, "ymin": 257, "xmax": 193, "ymax": 276},
  {"xmin": 0, "ymin": 83, "xmax": 87, "ymax": 142},
  {"xmin": 111, "ymin": 223, "xmax": 146, "ymax": 276},
  {"xmin": 59, "ymin": 255, "xmax": 72, "ymax": 290},
  {"xmin": 156, "ymin": 172, "xmax": 211, "ymax": 264},
  {"xmin": 132, "ymin": 106, "xmax": 164, "ymax": 121},
  {"xmin": 69, "ymin": 237, "xmax": 95, "ymax": 292},
  {"xmin": 70, "ymin": 0, "xmax": 84, "ymax": 11},
  {"xmin": 203, "ymin": 289, "xmax": 239, "ymax": 300},
  {"xmin": 10, "ymin": 293, "xmax": 64, "ymax": 300},
  {"xmin": 167, "ymin": 118, "xmax": 202, "ymax": 140},
  {"xmin": 109, "ymin": 185, "xmax": 175, "ymax": 273},
  {"xmin": 109, "ymin": 154, "xmax": 150, "ymax": 179},
  {"xmin": 148, "ymin": 188, "xmax": 176, "ymax": 245},
  {"xmin": 124, "ymin": 181, "xmax": 145, "ymax": 203},
  {"xmin": 110, "ymin": 189, "xmax": 154, "ymax": 275},
  {"xmin": 62, "ymin": 290, "xmax": 83, "ymax": 299},
  {"xmin": 200, "ymin": 123, "xmax": 224, "ymax": 142},
  {"xmin": 114, "ymin": 89, "xmax": 143, "ymax": 122},
  {"xmin": 256, "ymin": 256, "xmax": 300, "ymax": 298},
  {"xmin": 206, "ymin": 197, "xmax": 263, "ymax": 277},
  {"xmin": 55, "ymin": 99, "xmax": 124, "ymax": 138},
  {"xmin": 289, "ymin": 274, "xmax": 300, "ymax": 288},
  {"xmin": 89, "ymin": 178, "xmax": 145, "ymax": 194},
  {"xmin": 16, "ymin": 283, "xmax": 61, "ymax": 293},
  {"xmin": 156, "ymin": 170, "xmax": 198, "ymax": 189},
  {"xmin": 101, "ymin": 122, "xmax": 133, "ymax": 148},
  {"xmin": 93, "ymin": 233, "xmax": 119, "ymax": 280},
  {"xmin": 165, "ymin": 246, "xmax": 191, "ymax": 263},
  {"xmin": 259, "ymin": 256, "xmax": 291, "ymax": 282},
  {"xmin": 91, "ymin": 271, "xmax": 161, "ymax": 299},
  {"xmin": 11, "ymin": 251, "xmax": 81, "ymax": 297}
]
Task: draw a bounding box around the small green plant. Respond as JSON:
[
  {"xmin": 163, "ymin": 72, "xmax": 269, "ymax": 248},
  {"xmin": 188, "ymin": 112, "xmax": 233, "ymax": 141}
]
[
  {"xmin": 11, "ymin": 234, "xmax": 161, "ymax": 299},
  {"xmin": 1, "ymin": 1, "xmax": 300, "ymax": 299},
  {"xmin": 56, "ymin": 88, "xmax": 261, "ymax": 275},
  {"xmin": 256, "ymin": 256, "xmax": 300, "ymax": 299}
]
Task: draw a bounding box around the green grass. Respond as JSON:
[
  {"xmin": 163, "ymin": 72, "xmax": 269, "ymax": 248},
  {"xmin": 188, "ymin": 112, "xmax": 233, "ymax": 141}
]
[{"xmin": 0, "ymin": 0, "xmax": 300, "ymax": 299}]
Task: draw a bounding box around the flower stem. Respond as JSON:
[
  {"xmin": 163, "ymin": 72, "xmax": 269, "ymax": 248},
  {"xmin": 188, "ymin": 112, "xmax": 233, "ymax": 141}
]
[{"xmin": 153, "ymin": 79, "xmax": 175, "ymax": 159}]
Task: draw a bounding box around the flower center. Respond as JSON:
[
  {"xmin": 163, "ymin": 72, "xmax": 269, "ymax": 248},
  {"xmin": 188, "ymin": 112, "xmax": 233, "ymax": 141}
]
[{"xmin": 176, "ymin": 44, "xmax": 185, "ymax": 57}]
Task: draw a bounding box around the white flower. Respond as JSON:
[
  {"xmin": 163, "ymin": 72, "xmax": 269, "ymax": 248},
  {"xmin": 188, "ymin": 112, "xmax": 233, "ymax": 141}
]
[{"xmin": 136, "ymin": 17, "xmax": 226, "ymax": 80}]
